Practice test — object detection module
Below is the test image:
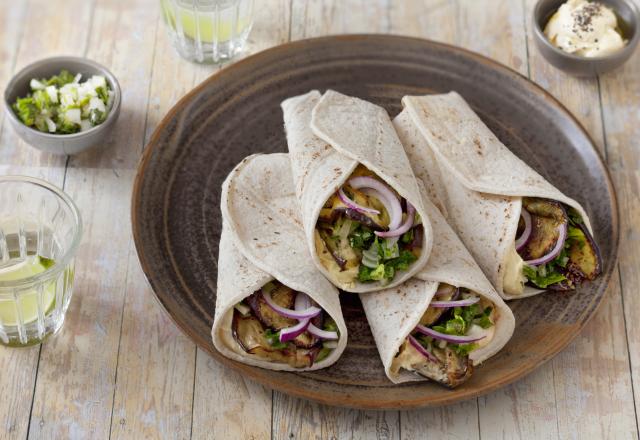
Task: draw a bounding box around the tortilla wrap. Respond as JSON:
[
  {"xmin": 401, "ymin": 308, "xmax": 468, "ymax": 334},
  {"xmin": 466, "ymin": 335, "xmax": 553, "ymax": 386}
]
[
  {"xmin": 213, "ymin": 153, "xmax": 348, "ymax": 371},
  {"xmin": 282, "ymin": 89, "xmax": 433, "ymax": 293},
  {"xmin": 360, "ymin": 192, "xmax": 515, "ymax": 384},
  {"xmin": 394, "ymin": 91, "xmax": 594, "ymax": 299}
]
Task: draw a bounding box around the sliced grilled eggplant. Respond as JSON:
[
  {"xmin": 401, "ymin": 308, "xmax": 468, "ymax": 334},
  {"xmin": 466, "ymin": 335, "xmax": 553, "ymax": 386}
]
[
  {"xmin": 246, "ymin": 284, "xmax": 297, "ymax": 330},
  {"xmin": 232, "ymin": 312, "xmax": 267, "ymax": 353},
  {"xmin": 318, "ymin": 228, "xmax": 359, "ymax": 271},
  {"xmin": 292, "ymin": 331, "xmax": 319, "ymax": 349},
  {"xmin": 523, "ymin": 197, "xmax": 567, "ymax": 221},
  {"xmin": 318, "ymin": 229, "xmax": 348, "ymax": 270},
  {"xmin": 321, "ymin": 190, "xmax": 388, "ymax": 230},
  {"xmin": 567, "ymin": 222, "xmax": 602, "ymax": 281},
  {"xmin": 439, "ymin": 346, "xmax": 474, "ymax": 388},
  {"xmin": 342, "ymin": 208, "xmax": 384, "ymax": 231},
  {"xmin": 291, "ymin": 312, "xmax": 324, "ymax": 348},
  {"xmin": 395, "ymin": 340, "xmax": 473, "ymax": 388},
  {"xmin": 520, "ymin": 198, "xmax": 568, "ymax": 260},
  {"xmin": 412, "ymin": 346, "xmax": 473, "ymax": 388},
  {"xmin": 407, "ymin": 225, "xmax": 424, "ymax": 250},
  {"xmin": 232, "ymin": 311, "xmax": 321, "ymax": 368},
  {"xmin": 314, "ymin": 230, "xmax": 359, "ymax": 284}
]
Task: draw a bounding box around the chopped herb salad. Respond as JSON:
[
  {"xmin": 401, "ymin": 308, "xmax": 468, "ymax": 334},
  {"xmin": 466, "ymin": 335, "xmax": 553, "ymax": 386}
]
[{"xmin": 12, "ymin": 70, "xmax": 114, "ymax": 134}]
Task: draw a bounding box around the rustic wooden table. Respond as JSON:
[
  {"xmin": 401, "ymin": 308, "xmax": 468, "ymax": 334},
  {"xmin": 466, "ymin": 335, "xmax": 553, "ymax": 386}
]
[{"xmin": 0, "ymin": 0, "xmax": 638, "ymax": 439}]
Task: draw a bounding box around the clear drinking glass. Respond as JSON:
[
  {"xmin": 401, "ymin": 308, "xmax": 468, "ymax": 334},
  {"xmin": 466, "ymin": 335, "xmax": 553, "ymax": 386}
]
[
  {"xmin": 0, "ymin": 176, "xmax": 82, "ymax": 347},
  {"xmin": 161, "ymin": 0, "xmax": 255, "ymax": 63}
]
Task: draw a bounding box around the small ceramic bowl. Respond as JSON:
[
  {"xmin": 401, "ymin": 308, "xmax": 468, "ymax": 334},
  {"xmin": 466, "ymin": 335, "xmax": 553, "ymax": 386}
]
[
  {"xmin": 533, "ymin": 0, "xmax": 640, "ymax": 76},
  {"xmin": 3, "ymin": 56, "xmax": 121, "ymax": 155}
]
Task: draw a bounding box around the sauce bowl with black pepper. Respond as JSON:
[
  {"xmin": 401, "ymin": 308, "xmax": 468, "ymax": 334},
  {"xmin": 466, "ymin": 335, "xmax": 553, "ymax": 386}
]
[{"xmin": 533, "ymin": 0, "xmax": 639, "ymax": 76}]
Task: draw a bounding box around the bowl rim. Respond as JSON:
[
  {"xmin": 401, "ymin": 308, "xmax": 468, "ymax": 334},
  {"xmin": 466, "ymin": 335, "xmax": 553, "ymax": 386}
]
[
  {"xmin": 533, "ymin": 0, "xmax": 640, "ymax": 62},
  {"xmin": 2, "ymin": 55, "xmax": 121, "ymax": 139}
]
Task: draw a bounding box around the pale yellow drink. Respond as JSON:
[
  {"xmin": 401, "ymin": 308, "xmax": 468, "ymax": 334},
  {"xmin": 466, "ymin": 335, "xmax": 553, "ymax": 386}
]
[
  {"xmin": 160, "ymin": 0, "xmax": 254, "ymax": 63},
  {"xmin": 0, "ymin": 256, "xmax": 56, "ymax": 331}
]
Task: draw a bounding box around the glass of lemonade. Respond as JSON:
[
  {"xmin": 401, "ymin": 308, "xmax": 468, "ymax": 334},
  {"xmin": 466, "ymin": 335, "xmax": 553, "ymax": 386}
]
[
  {"xmin": 0, "ymin": 176, "xmax": 82, "ymax": 347},
  {"xmin": 161, "ymin": 0, "xmax": 255, "ymax": 64}
]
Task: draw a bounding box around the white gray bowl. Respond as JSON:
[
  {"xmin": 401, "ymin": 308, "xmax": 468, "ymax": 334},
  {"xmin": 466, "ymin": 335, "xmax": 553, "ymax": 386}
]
[
  {"xmin": 533, "ymin": 0, "xmax": 640, "ymax": 76},
  {"xmin": 3, "ymin": 56, "xmax": 121, "ymax": 155}
]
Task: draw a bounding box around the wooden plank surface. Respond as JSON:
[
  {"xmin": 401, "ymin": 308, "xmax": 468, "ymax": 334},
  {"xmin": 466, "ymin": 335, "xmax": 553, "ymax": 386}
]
[
  {"xmin": 520, "ymin": 1, "xmax": 637, "ymax": 439},
  {"xmin": 191, "ymin": 2, "xmax": 290, "ymax": 439},
  {"xmin": 0, "ymin": 0, "xmax": 638, "ymax": 439},
  {"xmin": 26, "ymin": 0, "xmax": 158, "ymax": 438}
]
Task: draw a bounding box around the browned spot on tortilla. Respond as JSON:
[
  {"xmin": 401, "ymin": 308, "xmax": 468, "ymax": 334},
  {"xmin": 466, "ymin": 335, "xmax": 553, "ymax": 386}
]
[{"xmin": 474, "ymin": 138, "xmax": 483, "ymax": 156}]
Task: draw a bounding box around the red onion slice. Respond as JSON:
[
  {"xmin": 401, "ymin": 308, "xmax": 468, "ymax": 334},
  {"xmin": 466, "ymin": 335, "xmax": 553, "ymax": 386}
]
[
  {"xmin": 349, "ymin": 176, "xmax": 402, "ymax": 230},
  {"xmin": 415, "ymin": 324, "xmax": 486, "ymax": 344},
  {"xmin": 375, "ymin": 202, "xmax": 415, "ymax": 238},
  {"xmin": 262, "ymin": 289, "xmax": 321, "ymax": 319},
  {"xmin": 308, "ymin": 323, "xmax": 339, "ymax": 340},
  {"xmin": 337, "ymin": 188, "xmax": 380, "ymax": 214},
  {"xmin": 515, "ymin": 210, "xmax": 533, "ymax": 251},
  {"xmin": 429, "ymin": 296, "xmax": 480, "ymax": 308},
  {"xmin": 279, "ymin": 318, "xmax": 310, "ymax": 342},
  {"xmin": 408, "ymin": 335, "xmax": 439, "ymax": 363},
  {"xmin": 524, "ymin": 223, "xmax": 568, "ymax": 266}
]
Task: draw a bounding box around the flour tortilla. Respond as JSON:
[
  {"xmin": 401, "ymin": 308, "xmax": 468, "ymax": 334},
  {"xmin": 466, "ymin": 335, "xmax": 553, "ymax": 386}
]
[
  {"xmin": 360, "ymin": 191, "xmax": 515, "ymax": 384},
  {"xmin": 212, "ymin": 153, "xmax": 348, "ymax": 371},
  {"xmin": 395, "ymin": 91, "xmax": 594, "ymax": 299},
  {"xmin": 282, "ymin": 90, "xmax": 433, "ymax": 293}
]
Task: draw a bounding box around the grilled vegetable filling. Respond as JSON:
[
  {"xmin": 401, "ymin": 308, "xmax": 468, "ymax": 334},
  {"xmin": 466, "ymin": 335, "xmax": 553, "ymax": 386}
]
[
  {"xmin": 232, "ymin": 281, "xmax": 339, "ymax": 368},
  {"xmin": 391, "ymin": 284, "xmax": 495, "ymax": 388},
  {"xmin": 315, "ymin": 165, "xmax": 422, "ymax": 287},
  {"xmin": 516, "ymin": 197, "xmax": 602, "ymax": 291}
]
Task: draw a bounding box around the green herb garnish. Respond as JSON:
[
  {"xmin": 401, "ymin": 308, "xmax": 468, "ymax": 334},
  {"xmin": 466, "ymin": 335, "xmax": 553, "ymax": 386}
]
[{"xmin": 264, "ymin": 329, "xmax": 287, "ymax": 350}]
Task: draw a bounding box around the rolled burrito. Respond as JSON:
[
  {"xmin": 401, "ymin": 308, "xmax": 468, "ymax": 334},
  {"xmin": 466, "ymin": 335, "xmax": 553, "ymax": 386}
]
[
  {"xmin": 394, "ymin": 92, "xmax": 602, "ymax": 299},
  {"xmin": 282, "ymin": 90, "xmax": 433, "ymax": 293},
  {"xmin": 361, "ymin": 193, "xmax": 515, "ymax": 387},
  {"xmin": 213, "ymin": 153, "xmax": 348, "ymax": 371}
]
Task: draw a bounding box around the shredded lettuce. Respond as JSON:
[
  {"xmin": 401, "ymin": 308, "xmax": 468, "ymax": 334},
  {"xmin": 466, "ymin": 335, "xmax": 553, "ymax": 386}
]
[
  {"xmin": 323, "ymin": 317, "xmax": 338, "ymax": 333},
  {"xmin": 432, "ymin": 304, "xmax": 493, "ymax": 336},
  {"xmin": 567, "ymin": 207, "xmax": 584, "ymax": 225},
  {"xmin": 357, "ymin": 249, "xmax": 416, "ymax": 283},
  {"xmin": 523, "ymin": 265, "xmax": 566, "ymax": 288},
  {"xmin": 449, "ymin": 342, "xmax": 478, "ymax": 356},
  {"xmin": 385, "ymin": 250, "xmax": 417, "ymax": 272},
  {"xmin": 315, "ymin": 347, "xmax": 332, "ymax": 362},
  {"xmin": 348, "ymin": 225, "xmax": 374, "ymax": 250},
  {"xmin": 401, "ymin": 228, "xmax": 414, "ymax": 244},
  {"xmin": 424, "ymin": 302, "xmax": 493, "ymax": 356}
]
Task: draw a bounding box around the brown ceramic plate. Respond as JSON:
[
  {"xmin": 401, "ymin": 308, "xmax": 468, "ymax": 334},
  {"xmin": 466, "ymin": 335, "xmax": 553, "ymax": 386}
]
[{"xmin": 132, "ymin": 35, "xmax": 618, "ymax": 409}]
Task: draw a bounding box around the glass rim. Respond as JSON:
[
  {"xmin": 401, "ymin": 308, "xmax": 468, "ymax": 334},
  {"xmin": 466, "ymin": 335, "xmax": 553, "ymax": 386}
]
[{"xmin": 0, "ymin": 175, "xmax": 83, "ymax": 291}]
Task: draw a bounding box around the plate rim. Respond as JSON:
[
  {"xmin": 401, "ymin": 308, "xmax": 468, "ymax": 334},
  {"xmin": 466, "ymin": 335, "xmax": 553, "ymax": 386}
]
[{"xmin": 131, "ymin": 34, "xmax": 620, "ymax": 409}]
